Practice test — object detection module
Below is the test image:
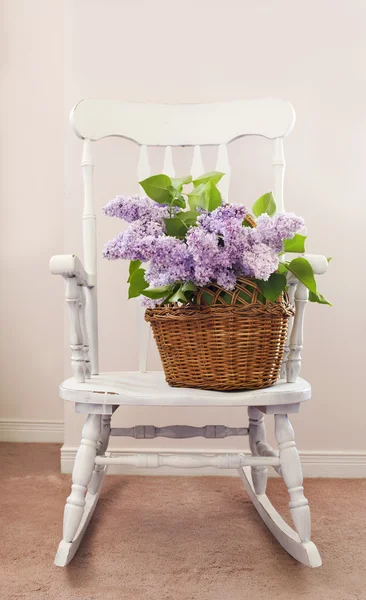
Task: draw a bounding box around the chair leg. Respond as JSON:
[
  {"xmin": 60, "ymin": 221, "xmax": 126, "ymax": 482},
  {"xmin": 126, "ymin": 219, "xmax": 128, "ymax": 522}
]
[
  {"xmin": 248, "ymin": 407, "xmax": 268, "ymax": 495},
  {"xmin": 62, "ymin": 414, "xmax": 102, "ymax": 542},
  {"xmin": 88, "ymin": 415, "xmax": 111, "ymax": 495},
  {"xmin": 275, "ymin": 413, "xmax": 310, "ymax": 543}
]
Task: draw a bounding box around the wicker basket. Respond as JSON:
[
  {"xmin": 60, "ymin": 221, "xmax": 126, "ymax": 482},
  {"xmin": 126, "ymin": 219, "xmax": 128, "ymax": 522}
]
[{"xmin": 145, "ymin": 277, "xmax": 294, "ymax": 391}]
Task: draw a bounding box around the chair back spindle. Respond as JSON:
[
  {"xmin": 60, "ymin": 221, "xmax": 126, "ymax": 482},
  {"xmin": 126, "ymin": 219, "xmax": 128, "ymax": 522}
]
[
  {"xmin": 162, "ymin": 145, "xmax": 175, "ymax": 177},
  {"xmin": 138, "ymin": 145, "xmax": 150, "ymax": 194},
  {"xmin": 81, "ymin": 139, "xmax": 99, "ymax": 374},
  {"xmin": 280, "ymin": 280, "xmax": 297, "ymax": 379},
  {"xmin": 215, "ymin": 144, "xmax": 231, "ymax": 200},
  {"xmin": 272, "ymin": 137, "xmax": 286, "ymax": 213},
  {"xmin": 190, "ymin": 145, "xmax": 205, "ymax": 179},
  {"xmin": 79, "ymin": 286, "xmax": 91, "ymax": 379},
  {"xmin": 137, "ymin": 145, "xmax": 152, "ymax": 372}
]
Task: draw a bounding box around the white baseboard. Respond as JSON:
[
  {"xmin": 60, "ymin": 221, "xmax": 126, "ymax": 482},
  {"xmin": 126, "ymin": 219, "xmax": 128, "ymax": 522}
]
[
  {"xmin": 61, "ymin": 446, "xmax": 366, "ymax": 478},
  {"xmin": 299, "ymin": 450, "xmax": 366, "ymax": 478},
  {"xmin": 0, "ymin": 419, "xmax": 64, "ymax": 443}
]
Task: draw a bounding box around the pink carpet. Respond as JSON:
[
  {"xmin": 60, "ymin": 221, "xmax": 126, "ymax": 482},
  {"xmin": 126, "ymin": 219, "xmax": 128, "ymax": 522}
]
[{"xmin": 1, "ymin": 443, "xmax": 365, "ymax": 600}]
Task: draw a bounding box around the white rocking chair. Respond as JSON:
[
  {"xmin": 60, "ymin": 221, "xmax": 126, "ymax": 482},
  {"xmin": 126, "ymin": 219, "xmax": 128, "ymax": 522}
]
[{"xmin": 50, "ymin": 98, "xmax": 328, "ymax": 568}]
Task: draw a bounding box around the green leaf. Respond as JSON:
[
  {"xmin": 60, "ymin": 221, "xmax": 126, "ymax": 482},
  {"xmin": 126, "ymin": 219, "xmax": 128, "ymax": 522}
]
[
  {"xmin": 171, "ymin": 175, "xmax": 192, "ymax": 189},
  {"xmin": 278, "ymin": 262, "xmax": 288, "ymax": 275},
  {"xmin": 168, "ymin": 285, "xmax": 189, "ymax": 304},
  {"xmin": 309, "ymin": 291, "xmax": 332, "ymax": 306},
  {"xmin": 182, "ymin": 281, "xmax": 197, "ymax": 293},
  {"xmin": 238, "ymin": 289, "xmax": 252, "ymax": 303},
  {"xmin": 177, "ymin": 210, "xmax": 198, "ymax": 227},
  {"xmin": 187, "ymin": 182, "xmax": 209, "ymax": 211},
  {"xmin": 159, "ymin": 283, "xmax": 179, "ymax": 305},
  {"xmin": 165, "ymin": 188, "xmax": 186, "ymax": 211},
  {"xmin": 164, "ymin": 217, "xmax": 188, "ymax": 238},
  {"xmin": 206, "ymin": 181, "xmax": 222, "ymax": 211},
  {"xmin": 327, "ymin": 257, "xmax": 332, "ymax": 263},
  {"xmin": 127, "ymin": 259, "xmax": 141, "ymax": 282},
  {"xmin": 164, "ymin": 210, "xmax": 199, "ymax": 239},
  {"xmin": 200, "ymin": 290, "xmax": 213, "ymax": 305},
  {"xmin": 222, "ymin": 292, "xmax": 233, "ymax": 304},
  {"xmin": 252, "ymin": 191, "xmax": 276, "ymax": 217},
  {"xmin": 128, "ymin": 268, "xmax": 149, "ymax": 299},
  {"xmin": 192, "ymin": 171, "xmax": 224, "ymax": 186},
  {"xmin": 283, "ymin": 234, "xmax": 307, "ymax": 253},
  {"xmin": 285, "ymin": 257, "xmax": 317, "ymax": 294},
  {"xmin": 139, "ymin": 174, "xmax": 172, "ymax": 203},
  {"xmin": 169, "ymin": 191, "xmax": 186, "ymax": 209},
  {"xmin": 187, "ymin": 180, "xmax": 221, "ymax": 212},
  {"xmin": 142, "ymin": 285, "xmax": 173, "ymax": 300},
  {"xmin": 256, "ymin": 273, "xmax": 287, "ymax": 302}
]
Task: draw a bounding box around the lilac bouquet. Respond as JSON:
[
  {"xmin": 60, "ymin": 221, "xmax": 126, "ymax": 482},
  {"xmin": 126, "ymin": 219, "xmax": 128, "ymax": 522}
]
[{"xmin": 103, "ymin": 172, "xmax": 330, "ymax": 306}]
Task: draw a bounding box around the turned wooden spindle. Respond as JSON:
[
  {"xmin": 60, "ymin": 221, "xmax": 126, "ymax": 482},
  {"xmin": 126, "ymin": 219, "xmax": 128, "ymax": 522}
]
[
  {"xmin": 63, "ymin": 414, "xmax": 101, "ymax": 542},
  {"xmin": 216, "ymin": 144, "xmax": 231, "ymax": 201},
  {"xmin": 66, "ymin": 278, "xmax": 85, "ymax": 382},
  {"xmin": 95, "ymin": 453, "xmax": 279, "ymax": 469},
  {"xmin": 137, "ymin": 145, "xmax": 151, "ymax": 373},
  {"xmin": 110, "ymin": 424, "xmax": 248, "ymax": 439},
  {"xmin": 82, "ymin": 138, "xmax": 99, "ymax": 375},
  {"xmin": 248, "ymin": 407, "xmax": 268, "ymax": 495},
  {"xmin": 286, "ymin": 282, "xmax": 308, "ymax": 383},
  {"xmin": 281, "ymin": 279, "xmax": 297, "ymax": 378},
  {"xmin": 275, "ymin": 413, "xmax": 310, "ymax": 542},
  {"xmin": 191, "ymin": 145, "xmax": 205, "ymax": 179},
  {"xmin": 78, "ymin": 285, "xmax": 91, "ymax": 379},
  {"xmin": 88, "ymin": 415, "xmax": 111, "ymax": 495},
  {"xmin": 272, "ymin": 137, "xmax": 286, "ymax": 212},
  {"xmin": 163, "ymin": 145, "xmax": 175, "ymax": 177}
]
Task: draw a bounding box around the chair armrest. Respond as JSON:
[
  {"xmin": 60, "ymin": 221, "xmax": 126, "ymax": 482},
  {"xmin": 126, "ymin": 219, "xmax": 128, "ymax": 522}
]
[
  {"xmin": 49, "ymin": 254, "xmax": 95, "ymax": 287},
  {"xmin": 302, "ymin": 254, "xmax": 328, "ymax": 275},
  {"xmin": 285, "ymin": 253, "xmax": 328, "ymax": 276}
]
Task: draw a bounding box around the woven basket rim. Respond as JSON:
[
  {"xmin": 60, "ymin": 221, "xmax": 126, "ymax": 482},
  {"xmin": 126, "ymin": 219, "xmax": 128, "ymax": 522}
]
[{"xmin": 145, "ymin": 301, "xmax": 295, "ymax": 321}]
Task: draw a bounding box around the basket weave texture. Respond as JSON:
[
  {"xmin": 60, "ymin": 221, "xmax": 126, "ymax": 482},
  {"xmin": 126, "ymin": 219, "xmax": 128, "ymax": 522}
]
[{"xmin": 145, "ymin": 277, "xmax": 294, "ymax": 391}]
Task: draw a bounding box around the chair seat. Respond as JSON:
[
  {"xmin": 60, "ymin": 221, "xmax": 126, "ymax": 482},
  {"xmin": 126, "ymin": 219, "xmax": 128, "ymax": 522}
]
[{"xmin": 60, "ymin": 371, "xmax": 311, "ymax": 408}]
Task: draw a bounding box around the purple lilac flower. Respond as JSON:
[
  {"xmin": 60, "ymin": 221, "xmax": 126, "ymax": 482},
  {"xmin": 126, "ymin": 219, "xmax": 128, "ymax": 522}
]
[
  {"xmin": 103, "ymin": 192, "xmax": 305, "ymax": 300},
  {"xmin": 139, "ymin": 295, "xmax": 164, "ymax": 308},
  {"xmin": 102, "ymin": 194, "xmax": 184, "ymax": 264},
  {"xmin": 197, "ymin": 204, "xmax": 249, "ymax": 234},
  {"xmin": 240, "ymin": 230, "xmax": 279, "ymax": 280},
  {"xmin": 146, "ymin": 237, "xmax": 193, "ymax": 287},
  {"xmin": 186, "ymin": 227, "xmax": 230, "ymax": 287},
  {"xmin": 102, "ymin": 221, "xmax": 163, "ymax": 262},
  {"xmin": 256, "ymin": 212, "xmax": 304, "ymax": 252},
  {"xmin": 197, "ymin": 204, "xmax": 250, "ymax": 265},
  {"xmin": 103, "ymin": 195, "xmax": 171, "ymax": 224},
  {"xmin": 215, "ymin": 268, "xmax": 237, "ymax": 290}
]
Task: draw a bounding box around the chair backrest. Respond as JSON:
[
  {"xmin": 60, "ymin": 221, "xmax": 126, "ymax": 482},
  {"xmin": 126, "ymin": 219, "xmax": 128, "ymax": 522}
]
[{"xmin": 70, "ymin": 98, "xmax": 296, "ymax": 375}]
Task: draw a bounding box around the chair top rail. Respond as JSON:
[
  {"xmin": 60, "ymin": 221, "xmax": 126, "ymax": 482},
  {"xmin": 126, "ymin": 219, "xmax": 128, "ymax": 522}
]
[{"xmin": 70, "ymin": 97, "xmax": 296, "ymax": 145}]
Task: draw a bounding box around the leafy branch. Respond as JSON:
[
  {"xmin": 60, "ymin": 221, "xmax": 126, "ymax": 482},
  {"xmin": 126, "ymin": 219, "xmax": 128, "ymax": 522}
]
[
  {"xmin": 129, "ymin": 175, "xmax": 331, "ymax": 307},
  {"xmin": 139, "ymin": 171, "xmax": 224, "ymax": 216}
]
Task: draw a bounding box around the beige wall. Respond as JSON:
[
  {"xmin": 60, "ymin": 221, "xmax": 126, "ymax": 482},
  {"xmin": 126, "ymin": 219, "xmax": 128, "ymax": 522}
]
[
  {"xmin": 2, "ymin": 0, "xmax": 366, "ymax": 458},
  {"xmin": 0, "ymin": 0, "xmax": 64, "ymax": 424}
]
